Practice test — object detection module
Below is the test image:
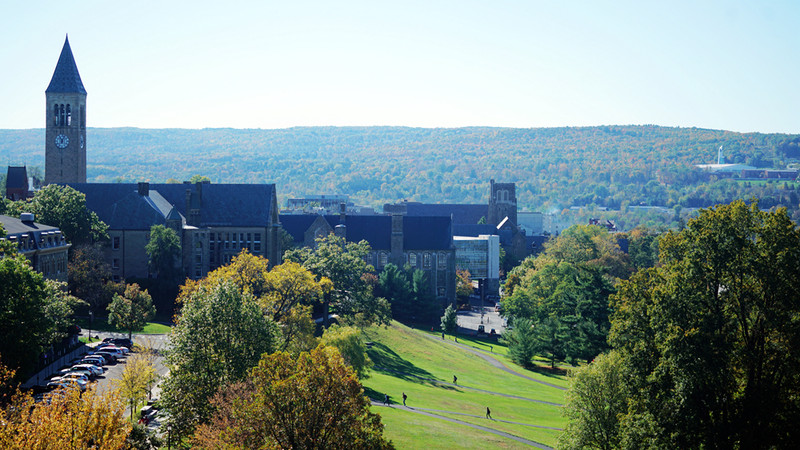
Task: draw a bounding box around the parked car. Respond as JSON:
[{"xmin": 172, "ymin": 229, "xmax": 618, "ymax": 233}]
[
  {"xmin": 47, "ymin": 377, "xmax": 87, "ymax": 392},
  {"xmin": 81, "ymin": 356, "xmax": 105, "ymax": 367},
  {"xmin": 103, "ymin": 337, "xmax": 134, "ymax": 349},
  {"xmin": 59, "ymin": 367, "xmax": 95, "ymax": 380},
  {"xmin": 72, "ymin": 364, "xmax": 104, "ymax": 377},
  {"xmin": 61, "ymin": 372, "xmax": 91, "ymax": 384},
  {"xmin": 92, "ymin": 351, "xmax": 117, "ymax": 364},
  {"xmin": 97, "ymin": 344, "xmax": 129, "ymax": 355}
]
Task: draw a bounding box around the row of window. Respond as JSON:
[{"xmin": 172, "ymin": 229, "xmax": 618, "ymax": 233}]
[
  {"xmin": 374, "ymin": 251, "xmax": 449, "ymax": 270},
  {"xmin": 52, "ymin": 104, "xmax": 85, "ymax": 128}
]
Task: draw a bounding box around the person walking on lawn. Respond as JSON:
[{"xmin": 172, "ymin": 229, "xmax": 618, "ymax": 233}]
[
  {"xmin": 402, "ymin": 392, "xmax": 407, "ymax": 406},
  {"xmin": 486, "ymin": 407, "xmax": 492, "ymax": 419}
]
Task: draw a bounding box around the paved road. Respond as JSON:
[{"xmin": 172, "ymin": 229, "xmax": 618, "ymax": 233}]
[{"xmin": 371, "ymin": 401, "xmax": 554, "ymax": 449}]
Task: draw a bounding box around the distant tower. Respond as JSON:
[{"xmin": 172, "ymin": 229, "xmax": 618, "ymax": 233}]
[
  {"xmin": 45, "ymin": 35, "xmax": 87, "ymax": 185},
  {"xmin": 488, "ymin": 179, "xmax": 517, "ymax": 226}
]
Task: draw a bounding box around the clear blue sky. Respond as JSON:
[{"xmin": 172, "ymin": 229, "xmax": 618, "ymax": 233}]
[{"xmin": 2, "ymin": 1, "xmax": 798, "ymax": 133}]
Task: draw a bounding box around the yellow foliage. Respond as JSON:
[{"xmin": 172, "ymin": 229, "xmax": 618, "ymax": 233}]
[{"xmin": 0, "ymin": 386, "xmax": 129, "ymax": 449}]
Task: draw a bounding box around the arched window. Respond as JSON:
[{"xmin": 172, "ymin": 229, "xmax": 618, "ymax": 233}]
[
  {"xmin": 80, "ymin": 106, "xmax": 85, "ymax": 128},
  {"xmin": 409, "ymin": 252, "xmax": 417, "ymax": 266},
  {"xmin": 66, "ymin": 104, "xmax": 71, "ymax": 126},
  {"xmin": 438, "ymin": 252, "xmax": 447, "ymax": 270},
  {"xmin": 59, "ymin": 104, "xmax": 66, "ymax": 127},
  {"xmin": 53, "ymin": 105, "xmax": 59, "ymax": 126},
  {"xmin": 379, "ymin": 252, "xmax": 388, "ymax": 267},
  {"xmin": 423, "ymin": 253, "xmax": 431, "ymax": 269}
]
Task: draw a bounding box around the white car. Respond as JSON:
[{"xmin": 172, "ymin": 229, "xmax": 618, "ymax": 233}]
[
  {"xmin": 72, "ymin": 364, "xmax": 103, "ymax": 377},
  {"xmin": 59, "ymin": 367, "xmax": 95, "ymax": 380},
  {"xmin": 61, "ymin": 372, "xmax": 91, "ymax": 384}
]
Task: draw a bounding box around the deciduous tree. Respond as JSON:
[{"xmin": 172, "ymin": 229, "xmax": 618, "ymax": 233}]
[
  {"xmin": 161, "ymin": 280, "xmax": 278, "ymax": 441},
  {"xmin": 192, "ymin": 346, "xmax": 392, "ymax": 449},
  {"xmin": 107, "ymin": 283, "xmax": 156, "ymax": 340},
  {"xmin": 321, "ymin": 325, "xmax": 372, "ymax": 378},
  {"xmin": 115, "ymin": 353, "xmax": 158, "ymax": 419},
  {"xmin": 144, "ymin": 224, "xmax": 182, "ymax": 282}
]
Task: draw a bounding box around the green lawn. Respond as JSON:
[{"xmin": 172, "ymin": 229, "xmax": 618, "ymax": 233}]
[
  {"xmin": 377, "ymin": 406, "xmax": 531, "ymax": 449},
  {"xmin": 77, "ymin": 317, "xmax": 172, "ymax": 335},
  {"xmin": 361, "ymin": 322, "xmax": 568, "ymax": 447}
]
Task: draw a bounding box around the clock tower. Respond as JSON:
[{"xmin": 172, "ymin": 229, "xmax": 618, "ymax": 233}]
[{"xmin": 45, "ymin": 35, "xmax": 87, "ymax": 185}]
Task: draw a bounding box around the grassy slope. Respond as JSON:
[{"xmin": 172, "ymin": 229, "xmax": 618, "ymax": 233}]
[{"xmin": 362, "ymin": 322, "xmax": 568, "ymax": 448}]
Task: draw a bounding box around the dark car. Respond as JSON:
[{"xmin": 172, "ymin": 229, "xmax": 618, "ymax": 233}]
[{"xmin": 103, "ymin": 337, "xmax": 133, "ymax": 349}]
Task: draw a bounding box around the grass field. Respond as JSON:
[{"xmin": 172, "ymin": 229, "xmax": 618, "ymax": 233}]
[
  {"xmin": 76, "ymin": 317, "xmax": 172, "ymax": 335},
  {"xmin": 361, "ymin": 322, "xmax": 569, "ymax": 448}
]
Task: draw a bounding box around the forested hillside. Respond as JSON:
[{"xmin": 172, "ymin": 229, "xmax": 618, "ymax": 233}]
[{"xmin": 2, "ymin": 126, "xmax": 799, "ymax": 228}]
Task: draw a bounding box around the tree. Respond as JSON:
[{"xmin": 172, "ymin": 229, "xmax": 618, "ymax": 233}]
[
  {"xmin": 603, "ymin": 201, "xmax": 800, "ymax": 449},
  {"xmin": 503, "ymin": 317, "xmax": 537, "ymax": 367},
  {"xmin": 455, "ymin": 269, "xmax": 473, "ymax": 304},
  {"xmin": 68, "ymin": 244, "xmax": 123, "ymax": 316},
  {"xmin": 191, "ymin": 346, "xmax": 392, "ymax": 449},
  {"xmin": 0, "ymin": 254, "xmax": 53, "ymax": 377},
  {"xmin": 8, "ymin": 184, "xmax": 108, "ymax": 245},
  {"xmin": 440, "ymin": 304, "xmax": 457, "ymax": 340},
  {"xmin": 115, "ymin": 353, "xmax": 158, "ymax": 420},
  {"xmin": 144, "ymin": 224, "xmax": 182, "ymax": 282},
  {"xmin": 0, "ymin": 386, "xmax": 130, "ymax": 449},
  {"xmin": 189, "ymin": 174, "xmax": 211, "ymax": 183},
  {"xmin": 321, "ymin": 325, "xmax": 372, "ymax": 378},
  {"xmin": 161, "ymin": 280, "xmax": 278, "ymax": 441},
  {"xmin": 559, "ymin": 351, "xmax": 627, "ymax": 450},
  {"xmin": 376, "ymin": 263, "xmax": 413, "ymax": 320},
  {"xmin": 285, "ymin": 234, "xmax": 390, "ymax": 327},
  {"xmin": 107, "ymin": 283, "xmax": 156, "ymax": 340}
]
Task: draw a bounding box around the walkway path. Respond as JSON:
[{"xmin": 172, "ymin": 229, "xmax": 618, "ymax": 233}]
[
  {"xmin": 371, "ymin": 401, "xmax": 554, "ymax": 449},
  {"xmin": 420, "ymin": 332, "xmax": 567, "ymax": 391}
]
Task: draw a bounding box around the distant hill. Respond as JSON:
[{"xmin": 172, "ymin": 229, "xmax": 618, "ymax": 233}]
[{"xmin": 2, "ymin": 126, "xmax": 799, "ymax": 228}]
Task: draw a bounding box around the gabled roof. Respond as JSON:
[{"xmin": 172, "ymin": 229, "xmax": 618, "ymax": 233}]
[
  {"xmin": 68, "ymin": 183, "xmax": 277, "ymax": 230},
  {"xmin": 279, "ymin": 214, "xmax": 324, "ymax": 242},
  {"xmin": 402, "ymin": 216, "xmax": 452, "ymax": 250},
  {"xmin": 403, "ymin": 203, "xmax": 488, "ymax": 225},
  {"xmin": 279, "ymin": 214, "xmax": 453, "ymax": 251},
  {"xmin": 324, "ymin": 215, "xmax": 392, "ymax": 250},
  {"xmin": 0, "ymin": 214, "xmax": 60, "ymax": 236},
  {"xmin": 6, "ymin": 167, "xmax": 28, "ymax": 190},
  {"xmin": 46, "ymin": 36, "xmax": 87, "ymax": 95}
]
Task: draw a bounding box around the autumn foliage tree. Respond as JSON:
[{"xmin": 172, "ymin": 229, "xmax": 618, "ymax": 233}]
[
  {"xmin": 192, "ymin": 345, "xmax": 392, "ymax": 449},
  {"xmin": 0, "ymin": 386, "xmax": 129, "ymax": 449}
]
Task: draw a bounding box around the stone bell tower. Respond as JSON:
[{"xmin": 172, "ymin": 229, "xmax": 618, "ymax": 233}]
[{"xmin": 45, "ymin": 35, "xmax": 87, "ymax": 185}]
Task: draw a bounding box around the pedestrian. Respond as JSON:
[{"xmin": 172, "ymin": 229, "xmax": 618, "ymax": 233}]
[
  {"xmin": 384, "ymin": 393, "xmax": 389, "ymax": 405},
  {"xmin": 490, "ymin": 345, "xmax": 493, "ymax": 353},
  {"xmin": 453, "ymin": 375, "xmax": 458, "ymax": 385},
  {"xmin": 486, "ymin": 407, "xmax": 492, "ymax": 419},
  {"xmin": 442, "ymin": 331, "xmax": 445, "ymax": 339},
  {"xmin": 402, "ymin": 392, "xmax": 407, "ymax": 406}
]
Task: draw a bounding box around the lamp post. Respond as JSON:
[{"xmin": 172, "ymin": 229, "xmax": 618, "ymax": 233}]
[{"xmin": 89, "ymin": 310, "xmax": 94, "ymax": 342}]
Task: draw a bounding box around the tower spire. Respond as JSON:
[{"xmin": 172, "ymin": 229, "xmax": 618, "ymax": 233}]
[{"xmin": 46, "ymin": 35, "xmax": 87, "ymax": 94}]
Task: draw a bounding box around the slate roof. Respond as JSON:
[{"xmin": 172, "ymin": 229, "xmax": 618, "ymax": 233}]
[
  {"xmin": 403, "ymin": 203, "xmax": 488, "ymax": 225},
  {"xmin": 279, "ymin": 214, "xmax": 323, "ymax": 242},
  {"xmin": 324, "ymin": 215, "xmax": 392, "ymax": 250},
  {"xmin": 0, "ymin": 214, "xmax": 60, "ymax": 236},
  {"xmin": 46, "ymin": 36, "xmax": 87, "ymax": 94},
  {"xmin": 278, "ymin": 214, "xmax": 452, "ymax": 251},
  {"xmin": 68, "ymin": 183, "xmax": 276, "ymax": 230},
  {"xmin": 403, "ymin": 216, "xmax": 452, "ymax": 250},
  {"xmin": 452, "ymin": 224, "xmax": 497, "ymax": 238},
  {"xmin": 6, "ymin": 167, "xmax": 28, "ymax": 190}
]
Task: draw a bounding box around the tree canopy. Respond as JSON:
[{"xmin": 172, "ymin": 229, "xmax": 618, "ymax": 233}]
[
  {"xmin": 144, "ymin": 224, "xmax": 182, "ymax": 282},
  {"xmin": 192, "ymin": 345, "xmax": 392, "ymax": 449},
  {"xmin": 107, "ymin": 283, "xmax": 156, "ymax": 339},
  {"xmin": 563, "ymin": 201, "xmax": 800, "ymax": 448}
]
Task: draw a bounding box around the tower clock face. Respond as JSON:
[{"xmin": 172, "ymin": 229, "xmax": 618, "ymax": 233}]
[{"xmin": 55, "ymin": 134, "xmax": 69, "ymax": 149}]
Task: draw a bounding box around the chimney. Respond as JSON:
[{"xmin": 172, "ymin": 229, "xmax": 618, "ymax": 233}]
[
  {"xmin": 334, "ymin": 224, "xmax": 346, "ymax": 239},
  {"xmin": 390, "ymin": 214, "xmax": 403, "ymax": 265},
  {"xmin": 138, "ymin": 182, "xmax": 149, "ymax": 196}
]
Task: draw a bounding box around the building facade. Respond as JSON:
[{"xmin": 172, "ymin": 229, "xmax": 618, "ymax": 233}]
[{"xmin": 0, "ymin": 213, "xmax": 71, "ymax": 282}]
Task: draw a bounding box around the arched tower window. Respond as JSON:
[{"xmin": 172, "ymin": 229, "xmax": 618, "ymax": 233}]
[
  {"xmin": 59, "ymin": 104, "xmax": 66, "ymax": 127},
  {"xmin": 80, "ymin": 106, "xmax": 85, "ymax": 128},
  {"xmin": 66, "ymin": 104, "xmax": 71, "ymax": 126},
  {"xmin": 53, "ymin": 105, "xmax": 59, "ymax": 126}
]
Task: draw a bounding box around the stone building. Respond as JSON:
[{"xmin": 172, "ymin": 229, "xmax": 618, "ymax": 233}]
[
  {"xmin": 70, "ymin": 182, "xmax": 281, "ymax": 282},
  {"xmin": 0, "ymin": 213, "xmax": 71, "ymax": 282},
  {"xmin": 280, "ymin": 213, "xmax": 456, "ymax": 303}
]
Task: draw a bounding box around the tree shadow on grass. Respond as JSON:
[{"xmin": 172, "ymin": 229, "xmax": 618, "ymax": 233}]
[{"xmin": 367, "ymin": 342, "xmax": 458, "ymax": 390}]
